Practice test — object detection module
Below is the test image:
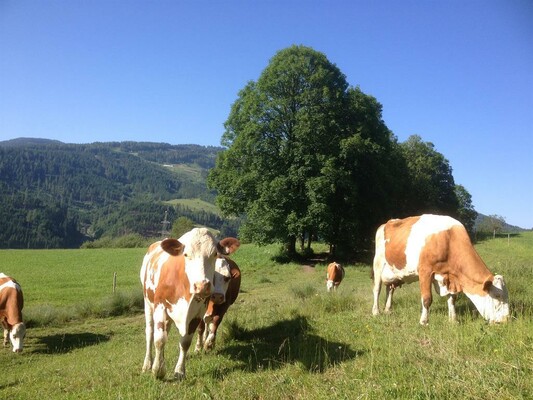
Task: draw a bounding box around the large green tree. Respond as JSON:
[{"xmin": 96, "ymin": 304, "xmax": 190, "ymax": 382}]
[{"xmin": 208, "ymin": 46, "xmax": 400, "ymax": 254}]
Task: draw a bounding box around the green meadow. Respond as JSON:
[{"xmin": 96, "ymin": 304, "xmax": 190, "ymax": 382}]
[{"xmin": 1, "ymin": 233, "xmax": 532, "ymax": 399}]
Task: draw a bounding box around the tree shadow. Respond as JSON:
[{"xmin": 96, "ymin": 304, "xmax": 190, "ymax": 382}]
[
  {"xmin": 220, "ymin": 316, "xmax": 363, "ymax": 373},
  {"xmin": 31, "ymin": 332, "xmax": 111, "ymax": 354}
]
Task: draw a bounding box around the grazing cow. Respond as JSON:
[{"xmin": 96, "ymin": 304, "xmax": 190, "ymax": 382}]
[
  {"xmin": 0, "ymin": 273, "xmax": 26, "ymax": 353},
  {"xmin": 326, "ymin": 262, "xmax": 345, "ymax": 292},
  {"xmin": 372, "ymin": 214, "xmax": 509, "ymax": 325},
  {"xmin": 140, "ymin": 228, "xmax": 240, "ymax": 379},
  {"xmin": 195, "ymin": 257, "xmax": 241, "ymax": 352}
]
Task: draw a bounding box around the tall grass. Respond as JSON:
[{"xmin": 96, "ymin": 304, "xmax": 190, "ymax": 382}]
[{"xmin": 0, "ymin": 233, "xmax": 532, "ymax": 399}]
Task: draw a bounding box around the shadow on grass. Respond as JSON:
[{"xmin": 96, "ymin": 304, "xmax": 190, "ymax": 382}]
[
  {"xmin": 221, "ymin": 316, "xmax": 363, "ymax": 373},
  {"xmin": 31, "ymin": 332, "xmax": 111, "ymax": 354}
]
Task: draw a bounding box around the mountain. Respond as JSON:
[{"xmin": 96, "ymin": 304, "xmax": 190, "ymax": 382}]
[
  {"xmin": 475, "ymin": 213, "xmax": 528, "ymax": 233},
  {"xmin": 0, "ymin": 138, "xmax": 234, "ymax": 249}
]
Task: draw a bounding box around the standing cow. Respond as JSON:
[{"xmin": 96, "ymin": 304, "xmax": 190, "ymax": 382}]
[
  {"xmin": 0, "ymin": 273, "xmax": 26, "ymax": 353},
  {"xmin": 195, "ymin": 256, "xmax": 241, "ymax": 352},
  {"xmin": 372, "ymin": 214, "xmax": 509, "ymax": 325},
  {"xmin": 140, "ymin": 228, "xmax": 239, "ymax": 379},
  {"xmin": 326, "ymin": 262, "xmax": 345, "ymax": 292}
]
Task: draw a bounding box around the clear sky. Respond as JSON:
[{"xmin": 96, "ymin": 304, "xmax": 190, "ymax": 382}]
[{"xmin": 1, "ymin": 1, "xmax": 532, "ymax": 228}]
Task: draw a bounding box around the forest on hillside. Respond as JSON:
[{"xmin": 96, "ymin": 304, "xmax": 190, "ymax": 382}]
[{"xmin": 0, "ymin": 139, "xmax": 233, "ymax": 248}]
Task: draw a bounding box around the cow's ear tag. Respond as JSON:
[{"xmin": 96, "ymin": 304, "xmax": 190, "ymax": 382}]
[{"xmin": 161, "ymin": 238, "xmax": 185, "ymax": 256}]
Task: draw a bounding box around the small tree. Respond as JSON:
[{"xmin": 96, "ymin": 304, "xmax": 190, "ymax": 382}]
[
  {"xmin": 171, "ymin": 216, "xmax": 195, "ymax": 238},
  {"xmin": 478, "ymin": 214, "xmax": 506, "ymax": 238}
]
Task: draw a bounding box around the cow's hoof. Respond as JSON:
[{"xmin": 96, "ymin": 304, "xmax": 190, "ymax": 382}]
[
  {"xmin": 152, "ymin": 366, "xmax": 166, "ymax": 380},
  {"xmin": 142, "ymin": 362, "xmax": 152, "ymax": 373},
  {"xmin": 174, "ymin": 371, "xmax": 185, "ymax": 381}
]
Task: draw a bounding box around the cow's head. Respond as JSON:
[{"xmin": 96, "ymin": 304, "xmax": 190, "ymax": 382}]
[
  {"xmin": 211, "ymin": 257, "xmax": 232, "ymax": 304},
  {"xmin": 481, "ymin": 275, "xmax": 510, "ymax": 323},
  {"xmin": 8, "ymin": 322, "xmax": 26, "ymax": 353},
  {"xmin": 163, "ymin": 228, "xmax": 239, "ymax": 299}
]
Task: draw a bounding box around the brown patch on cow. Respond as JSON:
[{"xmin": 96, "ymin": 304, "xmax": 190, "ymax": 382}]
[
  {"xmin": 384, "ymin": 216, "xmax": 420, "ymax": 269},
  {"xmin": 161, "ymin": 238, "xmax": 185, "ymax": 256}
]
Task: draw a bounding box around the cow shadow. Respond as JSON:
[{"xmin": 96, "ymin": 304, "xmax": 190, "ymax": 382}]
[
  {"xmin": 31, "ymin": 332, "xmax": 111, "ymax": 354},
  {"xmin": 219, "ymin": 316, "xmax": 363, "ymax": 373}
]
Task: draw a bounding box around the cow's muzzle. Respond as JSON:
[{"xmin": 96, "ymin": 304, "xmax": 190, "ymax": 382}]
[{"xmin": 210, "ymin": 292, "xmax": 225, "ymax": 305}]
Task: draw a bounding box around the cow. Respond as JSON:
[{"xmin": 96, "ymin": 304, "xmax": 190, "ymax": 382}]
[
  {"xmin": 326, "ymin": 262, "xmax": 345, "ymax": 292},
  {"xmin": 195, "ymin": 256, "xmax": 241, "ymax": 352},
  {"xmin": 0, "ymin": 273, "xmax": 26, "ymax": 353},
  {"xmin": 140, "ymin": 228, "xmax": 240, "ymax": 380},
  {"xmin": 372, "ymin": 214, "xmax": 509, "ymax": 325}
]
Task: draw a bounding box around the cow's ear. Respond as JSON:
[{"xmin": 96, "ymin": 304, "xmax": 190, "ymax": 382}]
[
  {"xmin": 482, "ymin": 277, "xmax": 493, "ymax": 293},
  {"xmin": 161, "ymin": 238, "xmax": 185, "ymax": 256},
  {"xmin": 217, "ymin": 238, "xmax": 240, "ymax": 255}
]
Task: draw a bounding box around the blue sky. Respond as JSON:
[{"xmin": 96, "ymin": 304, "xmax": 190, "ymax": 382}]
[{"xmin": 1, "ymin": 1, "xmax": 532, "ymax": 228}]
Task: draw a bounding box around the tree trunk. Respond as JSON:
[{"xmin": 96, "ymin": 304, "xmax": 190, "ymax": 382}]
[{"xmin": 285, "ymin": 235, "xmax": 297, "ymax": 255}]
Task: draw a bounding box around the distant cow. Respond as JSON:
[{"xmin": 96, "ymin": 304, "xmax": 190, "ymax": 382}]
[
  {"xmin": 326, "ymin": 262, "xmax": 345, "ymax": 292},
  {"xmin": 372, "ymin": 215, "xmax": 509, "ymax": 325},
  {"xmin": 0, "ymin": 273, "xmax": 26, "ymax": 353},
  {"xmin": 195, "ymin": 257, "xmax": 241, "ymax": 352},
  {"xmin": 140, "ymin": 228, "xmax": 240, "ymax": 379}
]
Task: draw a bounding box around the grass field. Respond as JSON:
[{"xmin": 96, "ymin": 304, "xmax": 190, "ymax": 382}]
[{"xmin": 1, "ymin": 233, "xmax": 532, "ymax": 399}]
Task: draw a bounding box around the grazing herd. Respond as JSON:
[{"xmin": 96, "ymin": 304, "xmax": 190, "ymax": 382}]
[{"xmin": 1, "ymin": 215, "xmax": 510, "ymax": 381}]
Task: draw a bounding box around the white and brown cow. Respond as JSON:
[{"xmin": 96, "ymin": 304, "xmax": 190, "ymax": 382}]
[
  {"xmin": 140, "ymin": 228, "xmax": 239, "ymax": 379},
  {"xmin": 195, "ymin": 256, "xmax": 241, "ymax": 352},
  {"xmin": 0, "ymin": 273, "xmax": 26, "ymax": 353},
  {"xmin": 372, "ymin": 214, "xmax": 509, "ymax": 325},
  {"xmin": 326, "ymin": 262, "xmax": 345, "ymax": 292}
]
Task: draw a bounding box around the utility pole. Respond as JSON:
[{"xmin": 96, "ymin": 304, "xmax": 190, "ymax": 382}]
[{"xmin": 161, "ymin": 209, "xmax": 170, "ymax": 238}]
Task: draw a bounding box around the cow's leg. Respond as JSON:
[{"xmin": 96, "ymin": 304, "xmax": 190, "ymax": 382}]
[
  {"xmin": 142, "ymin": 300, "xmax": 154, "ymax": 373},
  {"xmin": 151, "ymin": 305, "xmax": 168, "ymax": 379},
  {"xmin": 3, "ymin": 328, "xmax": 8, "ymax": 347},
  {"xmin": 174, "ymin": 333, "xmax": 193, "ymax": 380},
  {"xmin": 204, "ymin": 315, "xmax": 221, "ymax": 351},
  {"xmin": 447, "ymin": 294, "xmax": 457, "ymax": 322},
  {"xmin": 384, "ymin": 285, "xmax": 395, "ymax": 313},
  {"xmin": 419, "ymin": 270, "xmax": 433, "ymax": 326},
  {"xmin": 372, "ymin": 264, "xmax": 383, "ymax": 316},
  {"xmin": 194, "ymin": 320, "xmax": 206, "ymax": 352}
]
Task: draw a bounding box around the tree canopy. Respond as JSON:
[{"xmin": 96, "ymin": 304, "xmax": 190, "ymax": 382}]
[{"xmin": 209, "ymin": 45, "xmax": 473, "ymax": 256}]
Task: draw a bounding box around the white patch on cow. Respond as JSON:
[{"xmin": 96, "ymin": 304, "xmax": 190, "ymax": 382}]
[
  {"xmin": 166, "ymin": 297, "xmax": 190, "ymax": 336},
  {"xmin": 140, "ymin": 243, "xmax": 169, "ymax": 292},
  {"xmin": 0, "ymin": 279, "xmax": 19, "ymax": 292},
  {"xmin": 9, "ymin": 323, "xmax": 25, "ymax": 352},
  {"xmin": 213, "ymin": 258, "xmax": 231, "ymax": 301},
  {"xmin": 464, "ymin": 275, "xmax": 509, "ymax": 323}
]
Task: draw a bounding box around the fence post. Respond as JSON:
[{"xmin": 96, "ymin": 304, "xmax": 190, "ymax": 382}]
[{"xmin": 113, "ymin": 272, "xmax": 117, "ymax": 293}]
